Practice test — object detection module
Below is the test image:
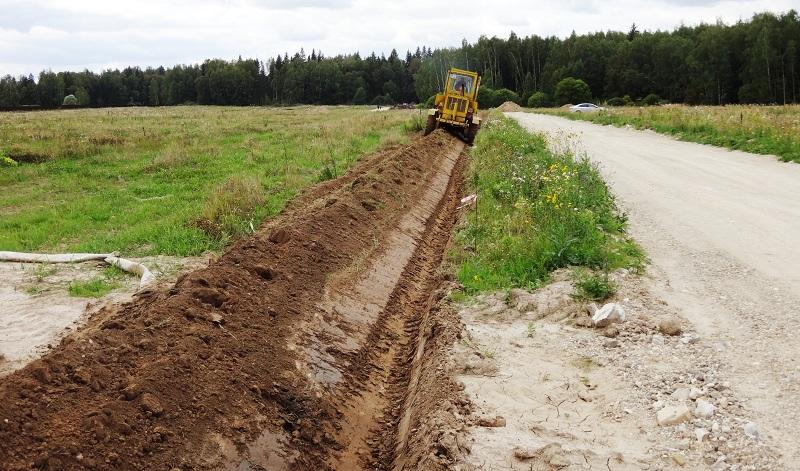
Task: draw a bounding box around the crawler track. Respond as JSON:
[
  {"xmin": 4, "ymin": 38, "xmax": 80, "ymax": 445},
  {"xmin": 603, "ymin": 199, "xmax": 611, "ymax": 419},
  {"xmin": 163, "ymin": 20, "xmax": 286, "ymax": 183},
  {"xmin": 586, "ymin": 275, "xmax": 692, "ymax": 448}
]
[{"xmin": 0, "ymin": 131, "xmax": 468, "ymax": 470}]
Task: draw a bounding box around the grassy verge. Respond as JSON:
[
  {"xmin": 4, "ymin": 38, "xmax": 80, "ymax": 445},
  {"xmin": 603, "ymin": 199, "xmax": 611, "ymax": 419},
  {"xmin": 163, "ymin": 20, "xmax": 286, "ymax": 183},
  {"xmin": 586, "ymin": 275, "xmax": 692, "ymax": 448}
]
[
  {"xmin": 0, "ymin": 106, "xmax": 419, "ymax": 256},
  {"xmin": 452, "ymin": 114, "xmax": 644, "ymax": 294},
  {"xmin": 534, "ymin": 105, "xmax": 800, "ymax": 163}
]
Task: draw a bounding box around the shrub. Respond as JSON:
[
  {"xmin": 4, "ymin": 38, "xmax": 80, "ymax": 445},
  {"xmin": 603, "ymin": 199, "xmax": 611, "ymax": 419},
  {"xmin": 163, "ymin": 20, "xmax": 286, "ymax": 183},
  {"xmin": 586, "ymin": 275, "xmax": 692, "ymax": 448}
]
[
  {"xmin": 424, "ymin": 95, "xmax": 436, "ymax": 108},
  {"xmin": 493, "ymin": 88, "xmax": 520, "ymax": 105},
  {"xmin": 477, "ymin": 87, "xmax": 495, "ymax": 107},
  {"xmin": 477, "ymin": 87, "xmax": 521, "ymax": 108},
  {"xmin": 641, "ymin": 93, "xmax": 662, "ymax": 106},
  {"xmin": 74, "ymin": 87, "xmax": 90, "ymax": 105},
  {"xmin": 371, "ymin": 94, "xmax": 393, "ymax": 106},
  {"xmin": 527, "ymin": 91, "xmax": 550, "ymax": 108},
  {"xmin": 62, "ymin": 94, "xmax": 78, "ymax": 106},
  {"xmin": 606, "ymin": 97, "xmax": 625, "ymax": 107},
  {"xmin": 554, "ymin": 77, "xmax": 592, "ymax": 106}
]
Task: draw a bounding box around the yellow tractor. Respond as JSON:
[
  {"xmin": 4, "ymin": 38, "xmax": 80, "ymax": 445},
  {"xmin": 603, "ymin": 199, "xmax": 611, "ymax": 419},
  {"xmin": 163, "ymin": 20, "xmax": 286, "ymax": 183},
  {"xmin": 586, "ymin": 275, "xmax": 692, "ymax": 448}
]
[{"xmin": 423, "ymin": 67, "xmax": 481, "ymax": 144}]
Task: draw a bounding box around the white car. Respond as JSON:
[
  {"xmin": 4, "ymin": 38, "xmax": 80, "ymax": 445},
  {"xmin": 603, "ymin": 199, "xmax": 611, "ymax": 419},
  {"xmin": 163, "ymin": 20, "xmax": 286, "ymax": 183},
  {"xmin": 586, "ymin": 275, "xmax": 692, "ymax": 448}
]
[{"xmin": 569, "ymin": 103, "xmax": 604, "ymax": 113}]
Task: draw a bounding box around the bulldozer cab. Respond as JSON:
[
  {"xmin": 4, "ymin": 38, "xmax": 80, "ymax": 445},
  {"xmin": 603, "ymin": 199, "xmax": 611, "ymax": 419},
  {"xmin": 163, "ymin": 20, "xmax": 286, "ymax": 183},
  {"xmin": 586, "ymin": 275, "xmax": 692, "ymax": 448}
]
[
  {"xmin": 439, "ymin": 68, "xmax": 479, "ymax": 124},
  {"xmin": 448, "ymin": 72, "xmax": 475, "ymax": 96}
]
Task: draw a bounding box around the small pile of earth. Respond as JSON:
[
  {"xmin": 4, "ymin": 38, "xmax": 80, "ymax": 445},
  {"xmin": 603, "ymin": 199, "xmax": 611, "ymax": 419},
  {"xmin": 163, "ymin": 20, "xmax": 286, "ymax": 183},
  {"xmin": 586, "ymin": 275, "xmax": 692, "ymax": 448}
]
[{"xmin": 496, "ymin": 101, "xmax": 523, "ymax": 112}]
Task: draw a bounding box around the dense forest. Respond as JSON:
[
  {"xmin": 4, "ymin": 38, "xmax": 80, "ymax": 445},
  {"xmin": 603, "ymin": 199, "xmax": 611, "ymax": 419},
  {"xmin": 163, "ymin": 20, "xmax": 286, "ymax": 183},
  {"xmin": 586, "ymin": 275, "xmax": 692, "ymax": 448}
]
[{"xmin": 0, "ymin": 10, "xmax": 798, "ymax": 109}]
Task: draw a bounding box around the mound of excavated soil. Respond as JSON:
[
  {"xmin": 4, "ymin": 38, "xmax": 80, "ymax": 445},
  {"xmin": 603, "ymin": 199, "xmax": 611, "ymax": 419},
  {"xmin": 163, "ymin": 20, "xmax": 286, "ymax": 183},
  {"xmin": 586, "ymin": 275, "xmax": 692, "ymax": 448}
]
[
  {"xmin": 495, "ymin": 101, "xmax": 523, "ymax": 112},
  {"xmin": 0, "ymin": 131, "xmax": 468, "ymax": 470}
]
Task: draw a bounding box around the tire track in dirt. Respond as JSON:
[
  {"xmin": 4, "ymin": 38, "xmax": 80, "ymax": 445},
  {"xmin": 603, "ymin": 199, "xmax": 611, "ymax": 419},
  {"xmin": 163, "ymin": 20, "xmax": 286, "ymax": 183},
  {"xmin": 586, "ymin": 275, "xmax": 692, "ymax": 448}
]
[
  {"xmin": 0, "ymin": 130, "xmax": 467, "ymax": 470},
  {"xmin": 323, "ymin": 140, "xmax": 465, "ymax": 470}
]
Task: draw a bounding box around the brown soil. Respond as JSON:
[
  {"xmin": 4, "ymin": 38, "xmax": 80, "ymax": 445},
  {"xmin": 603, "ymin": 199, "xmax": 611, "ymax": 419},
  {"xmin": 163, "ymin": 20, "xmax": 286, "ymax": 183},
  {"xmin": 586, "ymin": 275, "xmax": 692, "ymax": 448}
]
[{"xmin": 0, "ymin": 130, "xmax": 469, "ymax": 470}]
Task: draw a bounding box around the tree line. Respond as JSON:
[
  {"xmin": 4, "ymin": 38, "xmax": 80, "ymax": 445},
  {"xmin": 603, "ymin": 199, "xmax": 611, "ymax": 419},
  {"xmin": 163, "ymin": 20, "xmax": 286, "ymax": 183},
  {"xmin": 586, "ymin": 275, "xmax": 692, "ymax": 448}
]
[
  {"xmin": 0, "ymin": 49, "xmax": 421, "ymax": 109},
  {"xmin": 416, "ymin": 10, "xmax": 800, "ymax": 106},
  {"xmin": 0, "ymin": 10, "xmax": 797, "ymax": 109}
]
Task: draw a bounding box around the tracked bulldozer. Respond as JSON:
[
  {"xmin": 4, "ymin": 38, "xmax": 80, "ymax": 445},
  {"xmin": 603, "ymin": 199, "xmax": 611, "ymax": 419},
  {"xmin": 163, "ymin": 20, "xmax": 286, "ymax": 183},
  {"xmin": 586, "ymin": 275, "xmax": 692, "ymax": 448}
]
[{"xmin": 423, "ymin": 68, "xmax": 481, "ymax": 144}]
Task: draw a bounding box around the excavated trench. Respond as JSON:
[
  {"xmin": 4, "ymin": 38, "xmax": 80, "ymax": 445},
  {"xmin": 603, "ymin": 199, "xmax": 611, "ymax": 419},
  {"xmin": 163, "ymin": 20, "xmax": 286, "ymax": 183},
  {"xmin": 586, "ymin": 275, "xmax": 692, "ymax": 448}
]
[{"xmin": 0, "ymin": 130, "xmax": 468, "ymax": 470}]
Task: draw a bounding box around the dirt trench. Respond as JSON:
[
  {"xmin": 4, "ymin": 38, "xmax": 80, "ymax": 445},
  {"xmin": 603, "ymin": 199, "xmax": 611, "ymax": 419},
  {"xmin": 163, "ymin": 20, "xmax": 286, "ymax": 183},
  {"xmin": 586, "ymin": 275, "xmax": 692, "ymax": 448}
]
[{"xmin": 0, "ymin": 130, "xmax": 468, "ymax": 470}]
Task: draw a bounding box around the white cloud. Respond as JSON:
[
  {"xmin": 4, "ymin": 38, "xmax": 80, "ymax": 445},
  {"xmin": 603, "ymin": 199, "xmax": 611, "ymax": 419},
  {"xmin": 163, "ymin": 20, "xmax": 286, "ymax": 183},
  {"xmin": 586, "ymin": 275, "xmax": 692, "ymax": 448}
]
[{"xmin": 0, "ymin": 0, "xmax": 795, "ymax": 76}]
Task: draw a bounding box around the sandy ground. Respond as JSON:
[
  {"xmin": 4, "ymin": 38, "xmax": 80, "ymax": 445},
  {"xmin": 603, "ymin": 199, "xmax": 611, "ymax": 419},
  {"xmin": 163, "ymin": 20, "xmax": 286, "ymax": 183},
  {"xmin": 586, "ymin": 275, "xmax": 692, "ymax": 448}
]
[
  {"xmin": 0, "ymin": 256, "xmax": 209, "ymax": 376},
  {"xmin": 507, "ymin": 112, "xmax": 800, "ymax": 469},
  {"xmin": 453, "ymin": 270, "xmax": 779, "ymax": 470}
]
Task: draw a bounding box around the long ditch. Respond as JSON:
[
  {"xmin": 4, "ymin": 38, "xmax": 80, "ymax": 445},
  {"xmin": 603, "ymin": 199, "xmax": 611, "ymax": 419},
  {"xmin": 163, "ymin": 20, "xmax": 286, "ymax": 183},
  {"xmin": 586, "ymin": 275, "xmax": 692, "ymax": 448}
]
[{"xmin": 0, "ymin": 130, "xmax": 468, "ymax": 471}]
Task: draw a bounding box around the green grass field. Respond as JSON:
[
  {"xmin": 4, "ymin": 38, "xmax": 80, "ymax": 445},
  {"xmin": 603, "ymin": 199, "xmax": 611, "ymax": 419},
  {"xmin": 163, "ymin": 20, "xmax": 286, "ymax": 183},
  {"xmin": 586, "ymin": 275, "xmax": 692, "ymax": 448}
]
[
  {"xmin": 534, "ymin": 105, "xmax": 800, "ymax": 163},
  {"xmin": 452, "ymin": 114, "xmax": 643, "ymax": 294},
  {"xmin": 0, "ymin": 106, "xmax": 417, "ymax": 256}
]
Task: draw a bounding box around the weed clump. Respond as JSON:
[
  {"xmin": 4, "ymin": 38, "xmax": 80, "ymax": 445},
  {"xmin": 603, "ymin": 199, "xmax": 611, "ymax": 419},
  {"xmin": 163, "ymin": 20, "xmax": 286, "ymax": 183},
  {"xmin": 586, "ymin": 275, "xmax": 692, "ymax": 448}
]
[
  {"xmin": 1, "ymin": 152, "xmax": 18, "ymax": 167},
  {"xmin": 316, "ymin": 165, "xmax": 336, "ymax": 182},
  {"xmin": 68, "ymin": 266, "xmax": 128, "ymax": 298},
  {"xmin": 572, "ymin": 270, "xmax": 617, "ymax": 301},
  {"xmin": 402, "ymin": 115, "xmax": 425, "ymax": 133},
  {"xmin": 193, "ymin": 176, "xmax": 265, "ymax": 242}
]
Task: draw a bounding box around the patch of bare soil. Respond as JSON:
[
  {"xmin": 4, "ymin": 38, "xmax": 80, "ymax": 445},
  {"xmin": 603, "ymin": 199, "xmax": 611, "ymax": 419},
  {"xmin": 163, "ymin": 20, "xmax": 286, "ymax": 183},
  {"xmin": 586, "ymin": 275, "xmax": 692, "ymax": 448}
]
[
  {"xmin": 0, "ymin": 130, "xmax": 469, "ymax": 470},
  {"xmin": 0, "ymin": 256, "xmax": 209, "ymax": 377},
  {"xmin": 450, "ymin": 269, "xmax": 780, "ymax": 470}
]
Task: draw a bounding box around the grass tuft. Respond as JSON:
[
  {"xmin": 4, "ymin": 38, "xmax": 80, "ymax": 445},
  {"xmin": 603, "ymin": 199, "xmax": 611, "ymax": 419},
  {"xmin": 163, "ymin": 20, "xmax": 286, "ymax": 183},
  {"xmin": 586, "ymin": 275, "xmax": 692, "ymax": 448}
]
[
  {"xmin": 67, "ymin": 265, "xmax": 130, "ymax": 298},
  {"xmin": 68, "ymin": 278, "xmax": 119, "ymax": 298},
  {"xmin": 193, "ymin": 176, "xmax": 265, "ymax": 241},
  {"xmin": 402, "ymin": 114, "xmax": 425, "ymax": 133},
  {"xmin": 572, "ymin": 269, "xmax": 617, "ymax": 301}
]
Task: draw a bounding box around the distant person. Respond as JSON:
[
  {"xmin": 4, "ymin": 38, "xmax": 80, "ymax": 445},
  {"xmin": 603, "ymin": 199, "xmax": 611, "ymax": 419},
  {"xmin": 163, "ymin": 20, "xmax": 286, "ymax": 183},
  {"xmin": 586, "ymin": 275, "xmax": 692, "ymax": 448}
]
[{"xmin": 452, "ymin": 77, "xmax": 468, "ymax": 95}]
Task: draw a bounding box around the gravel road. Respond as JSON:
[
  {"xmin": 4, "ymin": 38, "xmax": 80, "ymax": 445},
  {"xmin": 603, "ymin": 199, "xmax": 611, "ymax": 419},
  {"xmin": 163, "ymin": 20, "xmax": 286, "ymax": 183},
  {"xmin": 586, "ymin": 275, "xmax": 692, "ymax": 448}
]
[{"xmin": 508, "ymin": 112, "xmax": 800, "ymax": 469}]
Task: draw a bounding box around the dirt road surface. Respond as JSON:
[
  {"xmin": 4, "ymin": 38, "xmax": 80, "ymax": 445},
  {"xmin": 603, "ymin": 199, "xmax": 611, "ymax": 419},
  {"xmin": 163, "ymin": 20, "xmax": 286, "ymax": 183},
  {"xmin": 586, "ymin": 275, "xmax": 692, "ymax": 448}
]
[{"xmin": 509, "ymin": 112, "xmax": 800, "ymax": 469}]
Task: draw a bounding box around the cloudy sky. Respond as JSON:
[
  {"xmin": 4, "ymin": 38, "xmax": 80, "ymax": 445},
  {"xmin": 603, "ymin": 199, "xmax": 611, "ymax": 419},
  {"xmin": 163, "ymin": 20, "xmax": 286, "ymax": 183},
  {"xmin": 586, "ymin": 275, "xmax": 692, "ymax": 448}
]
[{"xmin": 0, "ymin": 0, "xmax": 796, "ymax": 76}]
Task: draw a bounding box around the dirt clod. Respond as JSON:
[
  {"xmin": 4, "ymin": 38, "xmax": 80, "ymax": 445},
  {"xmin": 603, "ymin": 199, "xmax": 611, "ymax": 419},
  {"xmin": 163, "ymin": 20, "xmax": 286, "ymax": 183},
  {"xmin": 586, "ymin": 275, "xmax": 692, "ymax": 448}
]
[
  {"xmin": 658, "ymin": 316, "xmax": 683, "ymax": 336},
  {"xmin": 253, "ymin": 265, "xmax": 278, "ymax": 281},
  {"xmin": 268, "ymin": 228, "xmax": 290, "ymax": 244},
  {"xmin": 122, "ymin": 383, "xmax": 143, "ymax": 400},
  {"xmin": 602, "ymin": 325, "xmax": 620, "ymax": 338},
  {"xmin": 72, "ymin": 367, "xmax": 92, "ymax": 385},
  {"xmin": 361, "ymin": 199, "xmax": 380, "ymax": 211},
  {"xmin": 476, "ymin": 415, "xmax": 506, "ymax": 427},
  {"xmin": 193, "ymin": 288, "xmax": 227, "ymax": 308},
  {"xmin": 139, "ymin": 393, "xmax": 164, "ymax": 416}
]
